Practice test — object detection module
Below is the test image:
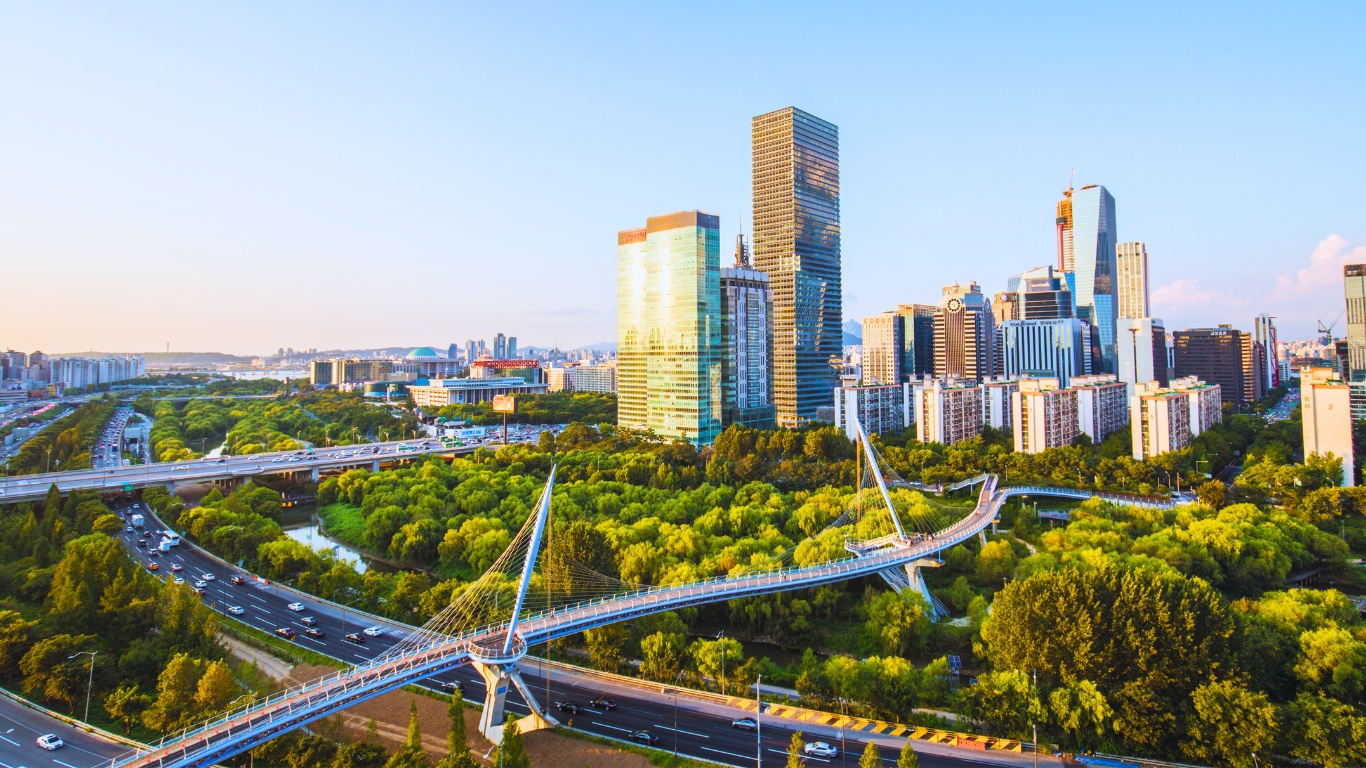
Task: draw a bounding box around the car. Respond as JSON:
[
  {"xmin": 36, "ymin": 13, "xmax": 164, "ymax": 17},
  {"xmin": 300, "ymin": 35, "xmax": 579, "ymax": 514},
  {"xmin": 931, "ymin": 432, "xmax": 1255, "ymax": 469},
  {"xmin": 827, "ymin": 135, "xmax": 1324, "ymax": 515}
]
[
  {"xmin": 172, "ymin": 576, "xmax": 185, "ymax": 584},
  {"xmin": 170, "ymin": 563, "xmax": 182, "ymax": 572},
  {"xmin": 362, "ymin": 626, "xmax": 383, "ymax": 637},
  {"xmin": 147, "ymin": 563, "xmax": 159, "ymax": 572},
  {"xmin": 287, "ymin": 602, "xmax": 306, "ymax": 612},
  {"xmin": 36, "ymin": 734, "xmax": 63, "ymax": 750},
  {"xmin": 803, "ymin": 742, "xmax": 838, "ymax": 758},
  {"xmin": 125, "ymin": 525, "xmax": 133, "ymax": 532},
  {"xmin": 554, "ymin": 701, "xmax": 585, "ymax": 714},
  {"xmin": 628, "ymin": 731, "xmax": 659, "ymax": 746},
  {"xmin": 230, "ymin": 575, "xmax": 246, "ymax": 585},
  {"xmin": 300, "ymin": 616, "xmax": 317, "ymax": 626},
  {"xmin": 194, "ymin": 580, "xmax": 207, "ymax": 589},
  {"xmin": 440, "ymin": 681, "xmax": 463, "ymax": 695},
  {"xmin": 193, "ymin": 587, "xmax": 206, "ymax": 596},
  {"xmin": 227, "ymin": 605, "xmax": 245, "ymax": 615},
  {"xmin": 589, "ymin": 697, "xmax": 616, "ymax": 711},
  {"xmin": 276, "ymin": 627, "xmax": 296, "ymax": 640},
  {"xmin": 731, "ymin": 717, "xmax": 758, "ymax": 731},
  {"xmin": 304, "ymin": 628, "xmax": 325, "ymax": 638},
  {"xmin": 146, "ymin": 549, "xmax": 159, "ymax": 558},
  {"xmin": 343, "ymin": 633, "xmax": 364, "ymax": 644},
  {"xmin": 201, "ymin": 573, "xmax": 215, "ymax": 581}
]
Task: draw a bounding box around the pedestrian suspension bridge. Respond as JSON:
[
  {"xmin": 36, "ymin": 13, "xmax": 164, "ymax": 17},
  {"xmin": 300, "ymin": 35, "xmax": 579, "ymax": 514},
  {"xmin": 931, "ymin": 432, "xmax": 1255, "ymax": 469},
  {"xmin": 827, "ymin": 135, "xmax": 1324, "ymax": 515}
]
[{"xmin": 100, "ymin": 418, "xmax": 1175, "ymax": 768}]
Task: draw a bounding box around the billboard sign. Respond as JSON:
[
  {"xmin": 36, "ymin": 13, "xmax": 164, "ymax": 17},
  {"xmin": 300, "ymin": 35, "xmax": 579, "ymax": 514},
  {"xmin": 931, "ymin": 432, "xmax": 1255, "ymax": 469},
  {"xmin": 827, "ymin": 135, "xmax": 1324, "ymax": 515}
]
[{"xmin": 492, "ymin": 395, "xmax": 517, "ymax": 414}]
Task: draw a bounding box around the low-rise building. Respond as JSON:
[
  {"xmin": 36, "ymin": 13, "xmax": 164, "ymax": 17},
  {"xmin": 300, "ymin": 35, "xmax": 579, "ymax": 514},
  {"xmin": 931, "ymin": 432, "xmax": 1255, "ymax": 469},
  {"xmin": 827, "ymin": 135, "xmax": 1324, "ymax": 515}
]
[
  {"xmin": 1012, "ymin": 377, "xmax": 1078, "ymax": 454},
  {"xmin": 407, "ymin": 376, "xmax": 548, "ymax": 408},
  {"xmin": 912, "ymin": 376, "xmax": 982, "ymax": 445},
  {"xmin": 1072, "ymin": 374, "xmax": 1129, "ymax": 443},
  {"xmin": 468, "ymin": 359, "xmax": 543, "ymax": 384},
  {"xmin": 833, "ymin": 382, "xmax": 912, "ymax": 440}
]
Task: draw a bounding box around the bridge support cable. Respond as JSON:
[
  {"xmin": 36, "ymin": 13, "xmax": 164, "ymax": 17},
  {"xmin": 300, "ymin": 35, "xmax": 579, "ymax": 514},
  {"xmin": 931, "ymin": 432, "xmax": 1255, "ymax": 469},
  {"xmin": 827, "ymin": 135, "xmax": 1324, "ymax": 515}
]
[{"xmin": 852, "ymin": 415, "xmax": 906, "ymax": 543}]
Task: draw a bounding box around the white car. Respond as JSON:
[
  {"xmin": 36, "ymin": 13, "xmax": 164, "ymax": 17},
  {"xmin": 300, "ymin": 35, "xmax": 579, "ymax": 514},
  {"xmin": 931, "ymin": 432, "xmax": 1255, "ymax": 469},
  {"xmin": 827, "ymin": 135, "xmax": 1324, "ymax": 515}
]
[
  {"xmin": 227, "ymin": 605, "xmax": 245, "ymax": 615},
  {"xmin": 201, "ymin": 573, "xmax": 215, "ymax": 581},
  {"xmin": 803, "ymin": 742, "xmax": 838, "ymax": 758},
  {"xmin": 194, "ymin": 580, "xmax": 207, "ymax": 589},
  {"xmin": 172, "ymin": 576, "xmax": 185, "ymax": 585},
  {"xmin": 37, "ymin": 734, "xmax": 63, "ymax": 750},
  {"xmin": 287, "ymin": 602, "xmax": 306, "ymax": 612},
  {"xmin": 362, "ymin": 626, "xmax": 384, "ymax": 637}
]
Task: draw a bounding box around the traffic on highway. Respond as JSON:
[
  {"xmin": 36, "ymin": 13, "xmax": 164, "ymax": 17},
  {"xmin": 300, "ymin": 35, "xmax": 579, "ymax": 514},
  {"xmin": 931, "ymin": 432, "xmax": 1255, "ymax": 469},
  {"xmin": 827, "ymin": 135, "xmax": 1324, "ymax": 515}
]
[
  {"xmin": 90, "ymin": 407, "xmax": 135, "ymax": 470},
  {"xmin": 77, "ymin": 497, "xmax": 990, "ymax": 768}
]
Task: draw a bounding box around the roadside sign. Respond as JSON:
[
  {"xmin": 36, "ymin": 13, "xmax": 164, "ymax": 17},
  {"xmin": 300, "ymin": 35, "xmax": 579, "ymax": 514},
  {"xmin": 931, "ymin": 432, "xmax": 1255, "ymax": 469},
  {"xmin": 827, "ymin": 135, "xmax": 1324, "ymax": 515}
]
[
  {"xmin": 122, "ymin": 483, "xmax": 134, "ymax": 492},
  {"xmin": 492, "ymin": 395, "xmax": 516, "ymax": 414}
]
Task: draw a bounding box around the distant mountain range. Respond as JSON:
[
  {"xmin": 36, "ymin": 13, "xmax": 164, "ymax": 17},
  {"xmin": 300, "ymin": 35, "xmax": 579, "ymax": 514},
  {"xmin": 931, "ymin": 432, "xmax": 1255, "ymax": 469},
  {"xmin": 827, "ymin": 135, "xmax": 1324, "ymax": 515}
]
[
  {"xmin": 843, "ymin": 319, "xmax": 861, "ymax": 347},
  {"xmin": 52, "ymin": 342, "xmax": 618, "ymax": 366}
]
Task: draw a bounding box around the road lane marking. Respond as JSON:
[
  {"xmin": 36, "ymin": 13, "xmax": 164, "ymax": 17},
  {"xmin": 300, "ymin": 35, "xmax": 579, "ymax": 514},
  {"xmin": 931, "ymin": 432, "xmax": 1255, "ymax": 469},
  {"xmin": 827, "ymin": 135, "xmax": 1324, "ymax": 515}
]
[
  {"xmin": 652, "ymin": 724, "xmax": 709, "ymax": 738},
  {"xmin": 595, "ymin": 724, "xmax": 632, "ymax": 734},
  {"xmin": 54, "ymin": 759, "xmax": 79, "ymax": 768},
  {"xmin": 701, "ymin": 746, "xmax": 755, "ymax": 762},
  {"xmin": 0, "ymin": 735, "xmax": 17, "ymax": 746}
]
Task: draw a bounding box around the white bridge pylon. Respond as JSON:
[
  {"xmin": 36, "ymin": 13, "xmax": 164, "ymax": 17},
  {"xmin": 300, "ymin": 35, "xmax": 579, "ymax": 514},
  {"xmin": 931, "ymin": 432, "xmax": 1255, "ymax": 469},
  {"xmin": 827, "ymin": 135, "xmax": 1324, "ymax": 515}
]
[{"xmin": 103, "ymin": 459, "xmax": 1020, "ymax": 768}]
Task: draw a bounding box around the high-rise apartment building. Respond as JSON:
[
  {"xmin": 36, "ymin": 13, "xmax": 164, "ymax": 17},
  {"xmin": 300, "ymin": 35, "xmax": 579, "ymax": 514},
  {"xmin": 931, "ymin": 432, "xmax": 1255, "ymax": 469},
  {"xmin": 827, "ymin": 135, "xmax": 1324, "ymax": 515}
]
[
  {"xmin": 862, "ymin": 312, "xmax": 903, "ymax": 386},
  {"xmin": 752, "ymin": 107, "xmax": 842, "ymax": 427},
  {"xmin": 1117, "ymin": 318, "xmax": 1169, "ymax": 388},
  {"xmin": 1072, "ymin": 374, "xmax": 1130, "ymax": 443},
  {"xmin": 1345, "ymin": 265, "xmax": 1366, "ymax": 381},
  {"xmin": 721, "ymin": 234, "xmax": 775, "ymax": 429},
  {"xmin": 912, "ymin": 377, "xmax": 983, "ymax": 446},
  {"xmin": 833, "ymin": 382, "xmax": 911, "ymax": 440},
  {"xmin": 1131, "ymin": 381, "xmax": 1193, "ymax": 461},
  {"xmin": 1173, "ymin": 326, "xmax": 1257, "ymax": 407},
  {"xmin": 1170, "ymin": 376, "xmax": 1223, "ymax": 437},
  {"xmin": 617, "ymin": 210, "xmax": 723, "ymax": 446},
  {"xmin": 896, "ymin": 304, "xmax": 936, "ymax": 380},
  {"xmin": 934, "ymin": 282, "xmax": 995, "ymax": 382},
  {"xmin": 1071, "ymin": 184, "xmax": 1119, "ymax": 373},
  {"xmin": 1115, "ymin": 242, "xmax": 1150, "ymax": 320},
  {"xmin": 998, "ymin": 318, "xmax": 1091, "ymax": 387},
  {"xmin": 1252, "ymin": 314, "xmax": 1278, "ymax": 390},
  {"xmin": 1302, "ymin": 366, "xmax": 1355, "ymax": 487},
  {"xmin": 1056, "ymin": 183, "xmax": 1074, "ymax": 271},
  {"xmin": 1241, "ymin": 333, "xmax": 1268, "ymax": 405},
  {"xmin": 983, "ymin": 377, "xmax": 1020, "ymax": 430},
  {"xmin": 1013, "ymin": 378, "xmax": 1078, "ymax": 454}
]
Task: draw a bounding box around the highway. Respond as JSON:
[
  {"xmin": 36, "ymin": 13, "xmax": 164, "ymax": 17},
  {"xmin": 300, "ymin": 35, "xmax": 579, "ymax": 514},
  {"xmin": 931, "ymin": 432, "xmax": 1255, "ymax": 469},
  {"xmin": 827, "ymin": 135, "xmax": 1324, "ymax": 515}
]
[
  {"xmin": 0, "ymin": 694, "xmax": 125, "ymax": 768},
  {"xmin": 91, "ymin": 499, "xmax": 1033, "ymax": 768},
  {"xmin": 91, "ymin": 408, "xmax": 135, "ymax": 471}
]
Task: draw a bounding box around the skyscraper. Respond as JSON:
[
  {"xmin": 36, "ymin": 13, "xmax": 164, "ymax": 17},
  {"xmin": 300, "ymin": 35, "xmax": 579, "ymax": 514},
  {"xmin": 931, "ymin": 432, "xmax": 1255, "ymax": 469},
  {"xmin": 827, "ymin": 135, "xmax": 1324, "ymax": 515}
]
[
  {"xmin": 998, "ymin": 318, "xmax": 1091, "ymax": 387},
  {"xmin": 861, "ymin": 312, "xmax": 903, "ymax": 386},
  {"xmin": 464, "ymin": 340, "xmax": 477, "ymax": 364},
  {"xmin": 1116, "ymin": 242, "xmax": 1150, "ymax": 320},
  {"xmin": 617, "ymin": 210, "xmax": 723, "ymax": 445},
  {"xmin": 752, "ymin": 107, "xmax": 841, "ymax": 427},
  {"xmin": 1005, "ymin": 266, "xmax": 1074, "ymax": 319},
  {"xmin": 507, "ymin": 337, "xmax": 518, "ymax": 360},
  {"xmin": 720, "ymin": 234, "xmax": 775, "ymax": 428},
  {"xmin": 1117, "ymin": 318, "xmax": 1169, "ymax": 387},
  {"xmin": 1346, "ymin": 264, "xmax": 1366, "ymax": 381},
  {"xmin": 493, "ymin": 333, "xmax": 507, "ymax": 360},
  {"xmin": 447, "ymin": 343, "xmax": 458, "ymax": 361},
  {"xmin": 1056, "ymin": 183, "xmax": 1074, "ymax": 271},
  {"xmin": 934, "ymin": 282, "xmax": 995, "ymax": 382},
  {"xmin": 1253, "ymin": 314, "xmax": 1279, "ymax": 389},
  {"xmin": 1071, "ymin": 184, "xmax": 1118, "ymax": 373},
  {"xmin": 1174, "ymin": 325, "xmax": 1260, "ymax": 406},
  {"xmin": 896, "ymin": 304, "xmax": 937, "ymax": 380}
]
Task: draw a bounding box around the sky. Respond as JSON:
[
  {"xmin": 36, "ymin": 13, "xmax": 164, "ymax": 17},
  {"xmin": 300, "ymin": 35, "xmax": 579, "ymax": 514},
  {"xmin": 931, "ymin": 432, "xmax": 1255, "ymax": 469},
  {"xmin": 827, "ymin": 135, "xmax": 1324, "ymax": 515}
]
[{"xmin": 1, "ymin": 2, "xmax": 1363, "ymax": 355}]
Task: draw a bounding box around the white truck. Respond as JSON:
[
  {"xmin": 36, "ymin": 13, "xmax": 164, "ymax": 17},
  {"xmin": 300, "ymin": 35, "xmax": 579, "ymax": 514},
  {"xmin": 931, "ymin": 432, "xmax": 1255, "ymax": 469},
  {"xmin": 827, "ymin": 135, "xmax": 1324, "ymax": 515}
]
[{"xmin": 131, "ymin": 514, "xmax": 145, "ymax": 528}]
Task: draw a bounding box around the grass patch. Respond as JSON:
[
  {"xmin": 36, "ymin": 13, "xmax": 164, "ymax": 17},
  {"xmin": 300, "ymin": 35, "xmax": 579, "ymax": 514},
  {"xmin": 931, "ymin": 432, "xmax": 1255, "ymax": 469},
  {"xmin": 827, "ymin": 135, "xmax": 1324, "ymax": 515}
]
[
  {"xmin": 319, "ymin": 503, "xmax": 366, "ymax": 547},
  {"xmin": 551, "ymin": 727, "xmax": 721, "ymax": 768}
]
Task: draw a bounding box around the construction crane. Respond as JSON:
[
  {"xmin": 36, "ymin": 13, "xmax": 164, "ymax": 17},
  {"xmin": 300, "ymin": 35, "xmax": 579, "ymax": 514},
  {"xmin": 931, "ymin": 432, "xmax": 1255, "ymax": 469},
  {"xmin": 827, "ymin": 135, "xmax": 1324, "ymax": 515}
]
[{"xmin": 1318, "ymin": 309, "xmax": 1345, "ymax": 344}]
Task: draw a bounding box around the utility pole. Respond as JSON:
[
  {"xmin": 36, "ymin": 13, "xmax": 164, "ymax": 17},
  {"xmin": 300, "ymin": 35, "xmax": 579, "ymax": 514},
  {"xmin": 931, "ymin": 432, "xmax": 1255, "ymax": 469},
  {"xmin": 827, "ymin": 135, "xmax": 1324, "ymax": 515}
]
[
  {"xmin": 69, "ymin": 651, "xmax": 96, "ymax": 722},
  {"xmin": 755, "ymin": 674, "xmax": 762, "ymax": 768}
]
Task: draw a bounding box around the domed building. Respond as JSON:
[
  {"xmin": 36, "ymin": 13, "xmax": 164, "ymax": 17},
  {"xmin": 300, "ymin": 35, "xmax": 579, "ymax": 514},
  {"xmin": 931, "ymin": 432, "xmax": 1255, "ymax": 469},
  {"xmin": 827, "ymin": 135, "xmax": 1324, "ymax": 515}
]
[
  {"xmin": 393, "ymin": 346, "xmax": 461, "ymax": 378},
  {"xmin": 405, "ymin": 347, "xmax": 441, "ymax": 361}
]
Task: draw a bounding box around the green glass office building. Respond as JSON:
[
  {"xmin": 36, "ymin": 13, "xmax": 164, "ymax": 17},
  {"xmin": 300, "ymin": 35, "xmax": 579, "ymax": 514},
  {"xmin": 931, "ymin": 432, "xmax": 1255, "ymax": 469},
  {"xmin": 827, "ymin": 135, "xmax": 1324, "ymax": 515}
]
[{"xmin": 618, "ymin": 210, "xmax": 723, "ymax": 445}]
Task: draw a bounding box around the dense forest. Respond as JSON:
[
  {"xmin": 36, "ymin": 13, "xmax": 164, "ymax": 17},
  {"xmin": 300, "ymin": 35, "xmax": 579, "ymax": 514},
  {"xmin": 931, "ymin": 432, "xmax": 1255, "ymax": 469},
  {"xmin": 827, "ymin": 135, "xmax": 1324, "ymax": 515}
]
[{"xmin": 131, "ymin": 381, "xmax": 1366, "ymax": 766}]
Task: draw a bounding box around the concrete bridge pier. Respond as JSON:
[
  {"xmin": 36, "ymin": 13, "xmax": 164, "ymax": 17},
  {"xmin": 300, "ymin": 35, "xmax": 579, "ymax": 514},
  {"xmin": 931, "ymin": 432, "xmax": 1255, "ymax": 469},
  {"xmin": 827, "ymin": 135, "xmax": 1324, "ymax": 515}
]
[
  {"xmin": 311, "ymin": 466, "xmax": 319, "ymax": 482},
  {"xmin": 878, "ymin": 558, "xmax": 946, "ymax": 621},
  {"xmin": 471, "ymin": 661, "xmax": 557, "ymax": 743},
  {"xmin": 371, "ymin": 459, "xmax": 380, "ymax": 472}
]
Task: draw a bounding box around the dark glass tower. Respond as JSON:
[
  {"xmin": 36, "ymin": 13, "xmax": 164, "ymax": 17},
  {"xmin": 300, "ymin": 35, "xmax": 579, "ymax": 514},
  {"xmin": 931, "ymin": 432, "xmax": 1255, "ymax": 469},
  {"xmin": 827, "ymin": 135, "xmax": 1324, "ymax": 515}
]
[{"xmin": 752, "ymin": 107, "xmax": 841, "ymax": 427}]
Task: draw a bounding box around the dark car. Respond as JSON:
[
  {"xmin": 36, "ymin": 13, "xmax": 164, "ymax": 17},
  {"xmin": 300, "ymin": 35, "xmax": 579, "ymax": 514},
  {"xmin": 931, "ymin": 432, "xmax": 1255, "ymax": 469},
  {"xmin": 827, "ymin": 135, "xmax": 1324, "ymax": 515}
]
[
  {"xmin": 135, "ymin": 539, "xmax": 146, "ymax": 548},
  {"xmin": 304, "ymin": 628, "xmax": 325, "ymax": 639},
  {"xmin": 440, "ymin": 681, "xmax": 463, "ymax": 695},
  {"xmin": 554, "ymin": 701, "xmax": 586, "ymax": 715},
  {"xmin": 589, "ymin": 697, "xmax": 617, "ymax": 711},
  {"xmin": 343, "ymin": 633, "xmax": 364, "ymax": 644},
  {"xmin": 230, "ymin": 576, "xmax": 246, "ymax": 585},
  {"xmin": 628, "ymin": 731, "xmax": 659, "ymax": 746},
  {"xmin": 276, "ymin": 627, "xmax": 296, "ymax": 640},
  {"xmin": 300, "ymin": 616, "xmax": 317, "ymax": 626}
]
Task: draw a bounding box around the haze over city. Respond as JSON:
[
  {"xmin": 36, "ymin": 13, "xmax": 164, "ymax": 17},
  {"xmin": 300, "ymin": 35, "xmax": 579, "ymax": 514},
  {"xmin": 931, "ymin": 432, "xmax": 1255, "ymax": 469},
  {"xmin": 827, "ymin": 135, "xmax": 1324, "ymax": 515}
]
[{"xmin": 2, "ymin": 2, "xmax": 1363, "ymax": 354}]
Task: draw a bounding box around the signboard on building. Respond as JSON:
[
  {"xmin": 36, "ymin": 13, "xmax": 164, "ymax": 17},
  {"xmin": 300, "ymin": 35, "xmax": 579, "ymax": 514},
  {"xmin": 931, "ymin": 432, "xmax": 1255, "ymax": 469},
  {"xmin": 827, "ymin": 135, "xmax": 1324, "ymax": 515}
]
[{"xmin": 492, "ymin": 395, "xmax": 517, "ymax": 414}]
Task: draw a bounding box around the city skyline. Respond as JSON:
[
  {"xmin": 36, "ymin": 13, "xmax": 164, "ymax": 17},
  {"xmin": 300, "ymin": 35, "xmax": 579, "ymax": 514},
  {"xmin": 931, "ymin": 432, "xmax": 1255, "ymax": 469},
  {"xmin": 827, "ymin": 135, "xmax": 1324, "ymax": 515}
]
[{"xmin": 1, "ymin": 4, "xmax": 1363, "ymax": 354}]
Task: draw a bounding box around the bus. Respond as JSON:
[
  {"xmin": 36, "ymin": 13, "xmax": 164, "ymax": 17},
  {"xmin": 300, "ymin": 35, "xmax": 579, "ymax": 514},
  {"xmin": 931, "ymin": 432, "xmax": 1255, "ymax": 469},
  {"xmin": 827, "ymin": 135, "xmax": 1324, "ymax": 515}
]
[{"xmin": 161, "ymin": 531, "xmax": 181, "ymax": 547}]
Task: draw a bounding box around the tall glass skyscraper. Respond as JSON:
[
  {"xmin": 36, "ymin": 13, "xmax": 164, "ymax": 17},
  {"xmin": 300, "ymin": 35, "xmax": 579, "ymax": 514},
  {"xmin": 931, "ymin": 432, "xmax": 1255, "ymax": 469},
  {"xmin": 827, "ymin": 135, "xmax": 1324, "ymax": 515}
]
[
  {"xmin": 617, "ymin": 210, "xmax": 723, "ymax": 445},
  {"xmin": 1347, "ymin": 264, "xmax": 1366, "ymax": 381},
  {"xmin": 752, "ymin": 107, "xmax": 841, "ymax": 427},
  {"xmin": 1071, "ymin": 184, "xmax": 1118, "ymax": 373}
]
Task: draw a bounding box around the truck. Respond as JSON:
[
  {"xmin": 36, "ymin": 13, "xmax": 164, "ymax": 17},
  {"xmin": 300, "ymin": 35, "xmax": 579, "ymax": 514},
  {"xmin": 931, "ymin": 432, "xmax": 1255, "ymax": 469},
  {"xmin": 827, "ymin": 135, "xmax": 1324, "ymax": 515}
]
[
  {"xmin": 158, "ymin": 539, "xmax": 172, "ymax": 552},
  {"xmin": 131, "ymin": 514, "xmax": 145, "ymax": 528}
]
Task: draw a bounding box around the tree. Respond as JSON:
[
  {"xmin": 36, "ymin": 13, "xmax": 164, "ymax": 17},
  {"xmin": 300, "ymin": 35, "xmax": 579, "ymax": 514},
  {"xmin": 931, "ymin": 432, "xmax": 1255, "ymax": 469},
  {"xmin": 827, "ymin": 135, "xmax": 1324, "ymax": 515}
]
[
  {"xmin": 1284, "ymin": 693, "xmax": 1366, "ymax": 768},
  {"xmin": 960, "ymin": 670, "xmax": 1043, "ymax": 740},
  {"xmin": 897, "ymin": 741, "xmax": 919, "ymax": 768},
  {"xmin": 494, "ymin": 715, "xmax": 529, "ymax": 768},
  {"xmin": 787, "ymin": 731, "xmax": 805, "ymax": 768},
  {"xmin": 639, "ymin": 631, "xmax": 685, "ymax": 682},
  {"xmin": 1196, "ymin": 480, "xmax": 1227, "ymax": 509},
  {"xmin": 1181, "ymin": 680, "xmax": 1276, "ymax": 768},
  {"xmin": 864, "ymin": 591, "xmax": 931, "ymax": 656},
  {"xmin": 287, "ymin": 734, "xmax": 338, "ymax": 768},
  {"xmin": 104, "ymin": 686, "xmax": 151, "ymax": 734},
  {"xmin": 976, "ymin": 539, "xmax": 1018, "ymax": 585},
  {"xmin": 1046, "ymin": 680, "xmax": 1110, "ymax": 751},
  {"xmin": 0, "ymin": 610, "xmax": 38, "ymax": 677},
  {"xmin": 584, "ymin": 624, "xmax": 629, "ymax": 673},
  {"xmin": 383, "ymin": 703, "xmax": 431, "ymax": 768},
  {"xmin": 193, "ymin": 659, "xmax": 237, "ymax": 713},
  {"xmin": 859, "ymin": 739, "xmax": 880, "ymax": 768},
  {"xmin": 1294, "ymin": 626, "xmax": 1366, "ymax": 704},
  {"xmin": 19, "ymin": 633, "xmax": 96, "ymax": 713},
  {"xmin": 143, "ymin": 653, "xmax": 205, "ymax": 731},
  {"xmin": 437, "ymin": 693, "xmax": 475, "ymax": 768},
  {"xmin": 689, "ymin": 637, "xmax": 746, "ymax": 694}
]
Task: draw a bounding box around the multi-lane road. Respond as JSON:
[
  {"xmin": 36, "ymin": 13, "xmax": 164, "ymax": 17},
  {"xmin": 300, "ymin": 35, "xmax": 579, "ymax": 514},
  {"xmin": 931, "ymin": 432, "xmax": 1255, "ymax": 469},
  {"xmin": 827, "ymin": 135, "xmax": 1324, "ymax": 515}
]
[
  {"xmin": 0, "ymin": 694, "xmax": 125, "ymax": 768},
  {"xmin": 55, "ymin": 499, "xmax": 1033, "ymax": 768}
]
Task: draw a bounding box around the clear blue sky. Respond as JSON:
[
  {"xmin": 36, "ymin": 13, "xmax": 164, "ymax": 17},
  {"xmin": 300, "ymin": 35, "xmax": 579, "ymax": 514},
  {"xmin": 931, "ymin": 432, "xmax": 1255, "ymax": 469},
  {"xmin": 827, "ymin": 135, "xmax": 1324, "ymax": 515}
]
[{"xmin": 2, "ymin": 2, "xmax": 1362, "ymax": 354}]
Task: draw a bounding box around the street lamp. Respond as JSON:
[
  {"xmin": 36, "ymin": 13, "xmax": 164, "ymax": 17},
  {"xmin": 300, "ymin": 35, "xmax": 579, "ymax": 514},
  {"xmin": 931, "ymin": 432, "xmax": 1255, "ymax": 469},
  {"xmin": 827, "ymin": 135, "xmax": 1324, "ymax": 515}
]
[
  {"xmin": 755, "ymin": 674, "xmax": 763, "ymax": 768},
  {"xmin": 68, "ymin": 651, "xmax": 96, "ymax": 722},
  {"xmin": 716, "ymin": 631, "xmax": 726, "ymax": 697},
  {"xmin": 671, "ymin": 669, "xmax": 686, "ymax": 756}
]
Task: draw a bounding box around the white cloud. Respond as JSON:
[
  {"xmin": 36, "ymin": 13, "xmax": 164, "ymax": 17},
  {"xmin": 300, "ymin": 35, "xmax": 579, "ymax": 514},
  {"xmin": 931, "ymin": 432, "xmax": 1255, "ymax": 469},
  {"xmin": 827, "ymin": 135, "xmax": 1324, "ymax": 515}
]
[
  {"xmin": 1152, "ymin": 278, "xmax": 1248, "ymax": 310},
  {"xmin": 1270, "ymin": 234, "xmax": 1366, "ymax": 302}
]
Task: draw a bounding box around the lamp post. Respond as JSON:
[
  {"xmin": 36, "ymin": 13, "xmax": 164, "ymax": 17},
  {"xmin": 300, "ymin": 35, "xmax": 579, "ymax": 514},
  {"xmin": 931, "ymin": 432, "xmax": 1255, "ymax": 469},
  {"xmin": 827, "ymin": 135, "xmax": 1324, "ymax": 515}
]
[
  {"xmin": 716, "ymin": 631, "xmax": 726, "ymax": 697},
  {"xmin": 671, "ymin": 669, "xmax": 685, "ymax": 756},
  {"xmin": 68, "ymin": 651, "xmax": 96, "ymax": 722},
  {"xmin": 755, "ymin": 674, "xmax": 762, "ymax": 768}
]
